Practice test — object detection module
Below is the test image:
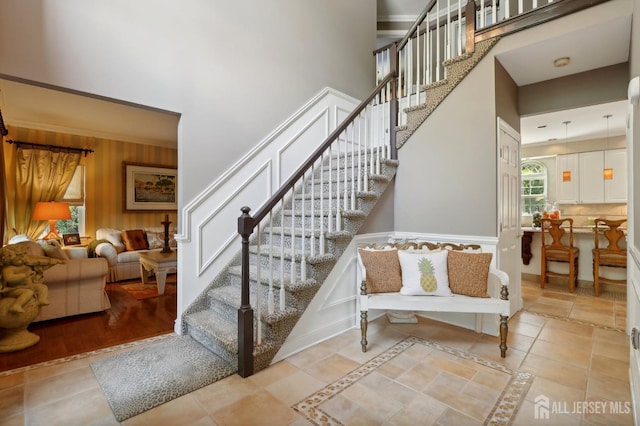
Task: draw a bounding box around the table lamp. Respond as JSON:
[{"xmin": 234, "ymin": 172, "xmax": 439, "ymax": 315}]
[{"xmin": 32, "ymin": 201, "xmax": 71, "ymax": 240}]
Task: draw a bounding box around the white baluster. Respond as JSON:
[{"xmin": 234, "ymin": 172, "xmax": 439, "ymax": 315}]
[
  {"xmin": 268, "ymin": 211, "xmax": 274, "ymax": 315},
  {"xmin": 363, "ymin": 106, "xmax": 369, "ymax": 193},
  {"xmin": 416, "ymin": 23, "xmax": 421, "ymax": 102},
  {"xmin": 343, "ymin": 127, "xmax": 349, "ymax": 213},
  {"xmin": 319, "ymin": 151, "xmax": 326, "ymax": 255},
  {"xmin": 426, "ymin": 12, "xmax": 431, "ymax": 84},
  {"xmin": 447, "ymin": 0, "xmax": 451, "ymax": 60},
  {"xmin": 350, "ymin": 124, "xmax": 356, "ymax": 210},
  {"xmin": 436, "ymin": 0, "xmax": 441, "ymax": 81},
  {"xmin": 336, "ymin": 139, "xmax": 342, "ymax": 232},
  {"xmin": 357, "ymin": 114, "xmax": 362, "ymax": 193},
  {"xmin": 327, "ymin": 146, "xmax": 333, "ymax": 233},
  {"xmin": 458, "ymin": 0, "xmax": 462, "ymax": 55},
  {"xmin": 518, "ymin": 0, "xmax": 523, "ymax": 15},
  {"xmin": 280, "ymin": 200, "xmax": 285, "ymax": 311},
  {"xmin": 408, "ymin": 37, "xmax": 413, "ymax": 108},
  {"xmin": 289, "ymin": 185, "xmax": 296, "ymax": 301},
  {"xmin": 300, "ymin": 174, "xmax": 307, "ymax": 281},
  {"xmin": 256, "ymin": 222, "xmax": 262, "ymax": 344},
  {"xmin": 310, "ymin": 163, "xmax": 315, "ymax": 258},
  {"xmin": 505, "ymin": 0, "xmax": 510, "ymax": 20}
]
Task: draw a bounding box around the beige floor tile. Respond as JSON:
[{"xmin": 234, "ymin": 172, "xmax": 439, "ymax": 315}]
[
  {"xmin": 0, "ymin": 372, "xmax": 24, "ymax": 391},
  {"xmin": 513, "ymin": 400, "xmax": 583, "ymax": 425},
  {"xmin": 544, "ymin": 318, "xmax": 595, "ymax": 338},
  {"xmin": 28, "ymin": 387, "xmax": 117, "ymax": 426},
  {"xmin": 395, "ymin": 360, "xmax": 441, "ymax": 392},
  {"xmin": 210, "ymin": 389, "xmax": 297, "ymax": 426},
  {"xmin": 24, "ymin": 366, "xmax": 98, "ymax": 409},
  {"xmin": 2, "ymin": 414, "xmax": 25, "ymax": 426},
  {"xmin": 591, "ymin": 339, "xmax": 629, "ymax": 362},
  {"xmin": 386, "ymin": 392, "xmax": 449, "ymax": 425},
  {"xmin": 0, "ymin": 383, "xmax": 23, "ymax": 419},
  {"xmin": 340, "ymin": 381, "xmax": 404, "ymax": 421},
  {"xmin": 529, "ymin": 339, "xmax": 592, "ymax": 369},
  {"xmin": 264, "ymin": 370, "xmax": 325, "ymax": 406},
  {"xmin": 526, "ymin": 303, "xmax": 573, "ymax": 317},
  {"xmin": 590, "ymin": 354, "xmax": 629, "ymax": 381},
  {"xmin": 124, "ymin": 394, "xmax": 210, "ymax": 426},
  {"xmin": 508, "ymin": 319, "xmax": 544, "ymax": 339},
  {"xmin": 248, "ymin": 359, "xmax": 300, "ymax": 388},
  {"xmin": 520, "ymin": 353, "xmax": 588, "ymax": 391},
  {"xmin": 526, "ymin": 376, "xmax": 586, "ymax": 405},
  {"xmin": 587, "ymin": 370, "xmax": 632, "ymax": 403},
  {"xmin": 192, "ymin": 373, "xmax": 260, "ymax": 413},
  {"xmin": 302, "ymin": 353, "xmax": 360, "ymax": 384},
  {"xmin": 592, "ymin": 328, "xmax": 628, "ymax": 345}
]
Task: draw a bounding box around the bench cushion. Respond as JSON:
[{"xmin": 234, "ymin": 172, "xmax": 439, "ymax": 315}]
[{"xmin": 447, "ymin": 250, "xmax": 492, "ymax": 297}]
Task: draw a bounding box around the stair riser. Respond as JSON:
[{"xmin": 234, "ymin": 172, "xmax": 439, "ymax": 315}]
[
  {"xmin": 247, "ymin": 253, "xmax": 321, "ymax": 281},
  {"xmin": 186, "ymin": 324, "xmax": 237, "ymax": 366},
  {"xmin": 290, "ymin": 196, "xmax": 366, "ymax": 212},
  {"xmin": 203, "ymin": 293, "xmax": 299, "ymax": 343},
  {"xmin": 279, "ymin": 214, "xmax": 330, "ymax": 230}
]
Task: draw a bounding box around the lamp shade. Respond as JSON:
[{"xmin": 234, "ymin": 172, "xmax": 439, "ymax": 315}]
[{"xmin": 32, "ymin": 201, "xmax": 71, "ymax": 221}]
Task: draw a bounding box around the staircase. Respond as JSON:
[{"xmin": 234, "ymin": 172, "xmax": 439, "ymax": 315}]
[
  {"xmin": 178, "ymin": 0, "xmax": 598, "ymax": 377},
  {"xmin": 183, "ymin": 151, "xmax": 399, "ymax": 373}
]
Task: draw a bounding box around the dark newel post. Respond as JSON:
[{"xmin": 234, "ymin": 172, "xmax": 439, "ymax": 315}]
[
  {"xmin": 389, "ymin": 43, "xmax": 398, "ymax": 160},
  {"xmin": 237, "ymin": 206, "xmax": 254, "ymax": 377},
  {"xmin": 465, "ymin": 0, "xmax": 477, "ymax": 54}
]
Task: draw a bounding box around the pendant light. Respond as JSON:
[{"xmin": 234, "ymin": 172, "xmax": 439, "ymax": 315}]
[
  {"xmin": 603, "ymin": 114, "xmax": 613, "ymax": 180},
  {"xmin": 561, "ymin": 121, "xmax": 572, "ymax": 182}
]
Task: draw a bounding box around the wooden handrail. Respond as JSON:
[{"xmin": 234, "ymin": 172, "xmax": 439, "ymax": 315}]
[{"xmin": 246, "ymin": 72, "xmax": 396, "ymax": 230}]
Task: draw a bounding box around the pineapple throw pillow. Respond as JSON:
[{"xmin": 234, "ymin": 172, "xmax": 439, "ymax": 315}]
[{"xmin": 398, "ymin": 250, "xmax": 452, "ymax": 296}]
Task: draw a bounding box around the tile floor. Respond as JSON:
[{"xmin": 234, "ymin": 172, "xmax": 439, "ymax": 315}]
[{"xmin": 0, "ymin": 279, "xmax": 633, "ymax": 425}]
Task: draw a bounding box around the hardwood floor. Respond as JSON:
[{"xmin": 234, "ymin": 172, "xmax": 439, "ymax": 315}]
[{"xmin": 0, "ymin": 275, "xmax": 177, "ymax": 373}]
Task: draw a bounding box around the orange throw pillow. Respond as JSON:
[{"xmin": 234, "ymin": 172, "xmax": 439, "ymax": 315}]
[{"xmin": 121, "ymin": 229, "xmax": 149, "ymax": 251}]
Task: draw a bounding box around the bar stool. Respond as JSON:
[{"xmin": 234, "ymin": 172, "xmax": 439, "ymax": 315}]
[
  {"xmin": 592, "ymin": 218, "xmax": 627, "ymax": 296},
  {"xmin": 540, "ymin": 218, "xmax": 580, "ymax": 292}
]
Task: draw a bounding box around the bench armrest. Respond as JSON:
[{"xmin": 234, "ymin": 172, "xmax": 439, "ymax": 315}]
[{"xmin": 488, "ymin": 268, "xmax": 509, "ymax": 299}]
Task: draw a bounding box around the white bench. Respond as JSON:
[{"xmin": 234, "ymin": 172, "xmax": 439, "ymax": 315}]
[{"xmin": 357, "ymin": 241, "xmax": 510, "ymax": 357}]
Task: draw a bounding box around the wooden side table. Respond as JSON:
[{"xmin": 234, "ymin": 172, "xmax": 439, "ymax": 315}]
[{"xmin": 138, "ymin": 251, "xmax": 177, "ymax": 295}]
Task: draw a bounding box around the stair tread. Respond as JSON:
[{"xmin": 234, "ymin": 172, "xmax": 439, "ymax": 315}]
[
  {"xmin": 248, "ymin": 245, "xmax": 338, "ymax": 264},
  {"xmin": 185, "ymin": 310, "xmax": 280, "ymax": 355},
  {"xmin": 207, "ymin": 286, "xmax": 302, "ymax": 323}
]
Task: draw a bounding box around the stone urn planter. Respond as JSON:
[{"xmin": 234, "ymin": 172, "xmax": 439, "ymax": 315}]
[{"xmin": 0, "ymin": 243, "xmax": 63, "ymax": 353}]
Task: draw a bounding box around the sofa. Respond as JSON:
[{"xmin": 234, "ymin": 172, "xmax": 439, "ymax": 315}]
[
  {"xmin": 9, "ymin": 239, "xmax": 110, "ymax": 322},
  {"xmin": 94, "ymin": 227, "xmax": 177, "ymax": 282}
]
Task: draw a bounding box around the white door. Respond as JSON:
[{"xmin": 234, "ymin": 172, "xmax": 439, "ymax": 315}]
[{"xmin": 497, "ymin": 118, "xmax": 522, "ymax": 314}]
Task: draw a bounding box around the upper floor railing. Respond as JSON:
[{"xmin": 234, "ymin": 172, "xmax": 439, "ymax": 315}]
[{"xmin": 375, "ymin": 0, "xmax": 608, "ymax": 126}]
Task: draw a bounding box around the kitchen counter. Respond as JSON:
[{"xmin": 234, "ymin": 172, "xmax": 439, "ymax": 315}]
[{"xmin": 520, "ymin": 226, "xmax": 627, "ymax": 285}]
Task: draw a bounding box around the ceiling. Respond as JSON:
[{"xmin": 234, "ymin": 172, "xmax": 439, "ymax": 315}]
[{"xmin": 0, "ymin": 2, "xmax": 633, "ymax": 148}]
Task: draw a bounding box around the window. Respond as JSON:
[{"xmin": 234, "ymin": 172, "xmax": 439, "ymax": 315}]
[
  {"xmin": 521, "ymin": 161, "xmax": 547, "ymax": 214},
  {"xmin": 58, "ymin": 165, "xmax": 85, "ymax": 235}
]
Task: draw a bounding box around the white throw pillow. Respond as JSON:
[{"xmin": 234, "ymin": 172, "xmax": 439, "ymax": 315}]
[{"xmin": 398, "ymin": 250, "xmax": 452, "ymax": 296}]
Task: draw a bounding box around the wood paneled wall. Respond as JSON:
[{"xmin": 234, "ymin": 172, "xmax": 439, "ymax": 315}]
[{"xmin": 5, "ymin": 126, "xmax": 178, "ymax": 239}]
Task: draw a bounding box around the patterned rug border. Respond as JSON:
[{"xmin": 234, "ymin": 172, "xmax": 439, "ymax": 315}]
[
  {"xmin": 292, "ymin": 336, "xmax": 534, "ymax": 425},
  {"xmin": 0, "ymin": 333, "xmax": 175, "ymax": 378},
  {"xmin": 520, "ymin": 309, "xmax": 626, "ymax": 333}
]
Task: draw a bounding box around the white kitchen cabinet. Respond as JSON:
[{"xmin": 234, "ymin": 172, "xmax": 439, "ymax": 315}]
[
  {"xmin": 556, "ymin": 153, "xmax": 579, "ymax": 204},
  {"xmin": 604, "ymin": 148, "xmax": 627, "ymax": 202},
  {"xmin": 557, "ymin": 149, "xmax": 627, "ymax": 204},
  {"xmin": 579, "ymin": 151, "xmax": 605, "ymax": 203}
]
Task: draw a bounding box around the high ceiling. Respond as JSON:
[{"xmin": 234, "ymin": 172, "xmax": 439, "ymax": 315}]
[{"xmin": 0, "ymin": 1, "xmax": 633, "ymax": 148}]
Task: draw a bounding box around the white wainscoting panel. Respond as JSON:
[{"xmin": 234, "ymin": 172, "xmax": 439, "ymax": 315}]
[{"xmin": 174, "ymin": 88, "xmax": 359, "ymax": 331}]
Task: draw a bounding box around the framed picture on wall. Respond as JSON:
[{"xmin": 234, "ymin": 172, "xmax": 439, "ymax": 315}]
[{"xmin": 123, "ymin": 162, "xmax": 178, "ymax": 212}]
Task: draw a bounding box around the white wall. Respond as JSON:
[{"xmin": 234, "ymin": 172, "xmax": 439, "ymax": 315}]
[
  {"xmin": 0, "ymin": 0, "xmax": 376, "ymax": 203},
  {"xmin": 394, "ymin": 56, "xmax": 498, "ymax": 236}
]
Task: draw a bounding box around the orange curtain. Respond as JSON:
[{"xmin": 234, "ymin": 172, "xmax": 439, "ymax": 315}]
[{"xmin": 6, "ymin": 147, "xmax": 80, "ymax": 240}]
